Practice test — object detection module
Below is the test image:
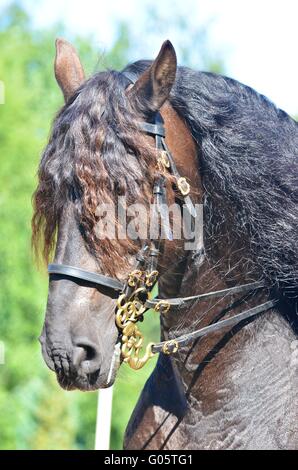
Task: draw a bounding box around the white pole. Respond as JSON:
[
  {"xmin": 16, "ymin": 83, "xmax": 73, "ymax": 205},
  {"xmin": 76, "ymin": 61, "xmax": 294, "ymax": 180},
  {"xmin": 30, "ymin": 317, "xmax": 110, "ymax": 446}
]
[{"xmin": 95, "ymin": 386, "xmax": 114, "ymax": 450}]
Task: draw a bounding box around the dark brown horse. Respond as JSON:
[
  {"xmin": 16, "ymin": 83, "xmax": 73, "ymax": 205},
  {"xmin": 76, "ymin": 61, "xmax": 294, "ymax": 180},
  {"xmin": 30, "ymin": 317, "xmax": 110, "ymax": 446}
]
[{"xmin": 32, "ymin": 39, "xmax": 298, "ymax": 449}]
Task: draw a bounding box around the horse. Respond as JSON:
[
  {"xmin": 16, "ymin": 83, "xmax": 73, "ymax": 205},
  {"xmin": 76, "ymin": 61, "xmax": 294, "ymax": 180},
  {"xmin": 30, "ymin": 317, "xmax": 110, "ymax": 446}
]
[{"xmin": 32, "ymin": 39, "xmax": 298, "ymax": 450}]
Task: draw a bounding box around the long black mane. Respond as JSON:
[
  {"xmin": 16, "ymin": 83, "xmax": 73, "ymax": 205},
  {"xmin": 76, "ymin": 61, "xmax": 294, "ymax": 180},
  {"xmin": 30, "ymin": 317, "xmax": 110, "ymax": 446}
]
[
  {"xmin": 124, "ymin": 61, "xmax": 298, "ymax": 297},
  {"xmin": 34, "ymin": 58, "xmax": 298, "ymax": 297}
]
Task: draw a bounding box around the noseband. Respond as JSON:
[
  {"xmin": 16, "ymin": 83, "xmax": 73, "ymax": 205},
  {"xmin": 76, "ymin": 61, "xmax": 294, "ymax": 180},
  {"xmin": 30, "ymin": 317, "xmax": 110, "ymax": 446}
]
[{"xmin": 48, "ymin": 75, "xmax": 278, "ymax": 370}]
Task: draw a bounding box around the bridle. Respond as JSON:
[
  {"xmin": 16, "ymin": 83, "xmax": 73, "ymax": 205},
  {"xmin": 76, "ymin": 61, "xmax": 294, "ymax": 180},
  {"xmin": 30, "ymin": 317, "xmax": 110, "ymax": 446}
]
[{"xmin": 48, "ymin": 73, "xmax": 278, "ymax": 370}]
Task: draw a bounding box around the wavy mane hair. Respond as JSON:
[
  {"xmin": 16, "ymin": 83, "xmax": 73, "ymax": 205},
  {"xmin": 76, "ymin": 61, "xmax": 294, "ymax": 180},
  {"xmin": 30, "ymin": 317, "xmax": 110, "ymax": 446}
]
[
  {"xmin": 32, "ymin": 61, "xmax": 298, "ymax": 295},
  {"xmin": 32, "ymin": 71, "xmax": 166, "ymax": 273}
]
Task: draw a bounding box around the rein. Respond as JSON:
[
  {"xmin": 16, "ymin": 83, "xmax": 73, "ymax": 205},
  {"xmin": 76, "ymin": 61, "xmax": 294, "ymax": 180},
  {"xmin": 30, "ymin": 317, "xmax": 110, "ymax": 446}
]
[
  {"xmin": 48, "ymin": 75, "xmax": 278, "ymax": 370},
  {"xmin": 48, "ymin": 261, "xmax": 277, "ymax": 362}
]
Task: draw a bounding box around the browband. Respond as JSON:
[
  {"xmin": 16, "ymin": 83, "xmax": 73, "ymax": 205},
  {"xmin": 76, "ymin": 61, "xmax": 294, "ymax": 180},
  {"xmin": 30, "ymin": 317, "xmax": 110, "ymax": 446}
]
[{"xmin": 139, "ymin": 122, "xmax": 166, "ymax": 137}]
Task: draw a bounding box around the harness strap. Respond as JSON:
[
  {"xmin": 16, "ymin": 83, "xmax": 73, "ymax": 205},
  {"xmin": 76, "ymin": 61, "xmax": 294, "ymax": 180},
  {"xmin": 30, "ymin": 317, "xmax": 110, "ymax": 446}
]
[
  {"xmin": 148, "ymin": 245, "xmax": 159, "ymax": 274},
  {"xmin": 145, "ymin": 281, "xmax": 266, "ymax": 312},
  {"xmin": 48, "ymin": 264, "xmax": 123, "ymax": 293},
  {"xmin": 160, "ymin": 138, "xmax": 197, "ymax": 218},
  {"xmin": 139, "ymin": 122, "xmax": 165, "ymax": 137},
  {"xmin": 48, "ymin": 264, "xmax": 270, "ymax": 319},
  {"xmin": 152, "ymin": 299, "xmax": 278, "ymax": 354},
  {"xmin": 123, "ymin": 70, "xmax": 197, "ymax": 218},
  {"xmin": 153, "ymin": 176, "xmax": 173, "ymax": 241}
]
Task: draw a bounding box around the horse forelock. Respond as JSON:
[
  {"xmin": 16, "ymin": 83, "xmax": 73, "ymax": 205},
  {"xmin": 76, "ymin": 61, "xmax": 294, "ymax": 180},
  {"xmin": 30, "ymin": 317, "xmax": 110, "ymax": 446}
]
[{"xmin": 32, "ymin": 69, "xmax": 162, "ymax": 274}]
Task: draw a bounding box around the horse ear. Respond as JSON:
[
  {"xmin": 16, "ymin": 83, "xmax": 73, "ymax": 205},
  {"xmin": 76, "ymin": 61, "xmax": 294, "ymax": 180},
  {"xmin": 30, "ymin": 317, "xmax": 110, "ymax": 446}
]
[
  {"xmin": 54, "ymin": 38, "xmax": 85, "ymax": 102},
  {"xmin": 128, "ymin": 40, "xmax": 177, "ymax": 112}
]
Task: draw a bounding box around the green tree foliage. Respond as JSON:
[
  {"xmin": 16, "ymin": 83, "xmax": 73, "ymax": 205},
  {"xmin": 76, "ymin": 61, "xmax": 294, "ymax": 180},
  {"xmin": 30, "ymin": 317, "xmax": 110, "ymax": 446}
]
[
  {"xmin": 0, "ymin": 2, "xmax": 225, "ymax": 450},
  {"xmin": 0, "ymin": 3, "xmax": 159, "ymax": 450},
  {"xmin": 0, "ymin": 4, "xmax": 85, "ymax": 450}
]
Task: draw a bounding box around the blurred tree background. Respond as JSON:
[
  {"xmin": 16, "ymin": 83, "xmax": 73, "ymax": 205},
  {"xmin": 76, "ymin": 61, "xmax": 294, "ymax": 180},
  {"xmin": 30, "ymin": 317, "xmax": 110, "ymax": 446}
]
[{"xmin": 0, "ymin": 1, "xmax": 224, "ymax": 450}]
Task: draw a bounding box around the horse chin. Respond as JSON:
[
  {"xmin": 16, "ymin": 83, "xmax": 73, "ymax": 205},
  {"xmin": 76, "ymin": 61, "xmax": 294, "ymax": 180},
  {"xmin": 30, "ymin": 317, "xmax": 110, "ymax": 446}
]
[{"xmin": 56, "ymin": 370, "xmax": 112, "ymax": 391}]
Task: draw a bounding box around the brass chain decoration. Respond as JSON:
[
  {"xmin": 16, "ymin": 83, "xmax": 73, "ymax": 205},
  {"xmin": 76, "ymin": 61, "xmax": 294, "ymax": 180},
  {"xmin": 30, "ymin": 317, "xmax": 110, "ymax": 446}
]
[
  {"xmin": 115, "ymin": 270, "xmax": 159, "ymax": 370},
  {"xmin": 157, "ymin": 150, "xmax": 171, "ymax": 172}
]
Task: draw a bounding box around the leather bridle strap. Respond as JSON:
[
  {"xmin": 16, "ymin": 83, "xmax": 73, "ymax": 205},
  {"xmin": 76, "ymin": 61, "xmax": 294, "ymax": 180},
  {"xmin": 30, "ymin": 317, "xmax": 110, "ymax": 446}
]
[
  {"xmin": 48, "ymin": 263, "xmax": 272, "ymax": 318},
  {"xmin": 48, "ymin": 264, "xmax": 124, "ymax": 292},
  {"xmin": 139, "ymin": 119, "xmax": 197, "ymax": 218},
  {"xmin": 160, "ymin": 137, "xmax": 197, "ymax": 218},
  {"xmin": 48, "ymin": 263, "xmax": 278, "ymax": 355},
  {"xmin": 152, "ymin": 298, "xmax": 278, "ymax": 354},
  {"xmin": 123, "ymin": 70, "xmax": 197, "ymax": 218},
  {"xmin": 139, "ymin": 122, "xmax": 165, "ymax": 137},
  {"xmin": 145, "ymin": 280, "xmax": 266, "ymax": 312}
]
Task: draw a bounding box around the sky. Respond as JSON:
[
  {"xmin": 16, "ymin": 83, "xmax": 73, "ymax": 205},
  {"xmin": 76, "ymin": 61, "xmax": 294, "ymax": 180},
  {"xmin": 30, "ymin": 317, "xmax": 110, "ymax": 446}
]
[{"xmin": 1, "ymin": 0, "xmax": 297, "ymax": 115}]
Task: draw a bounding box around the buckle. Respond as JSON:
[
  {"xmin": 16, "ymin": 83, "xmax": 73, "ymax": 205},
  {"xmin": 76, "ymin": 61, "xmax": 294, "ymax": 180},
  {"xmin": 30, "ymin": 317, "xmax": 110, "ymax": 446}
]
[
  {"xmin": 162, "ymin": 340, "xmax": 179, "ymax": 355},
  {"xmin": 145, "ymin": 270, "xmax": 159, "ymax": 287},
  {"xmin": 157, "ymin": 150, "xmax": 170, "ymax": 172},
  {"xmin": 177, "ymin": 177, "xmax": 190, "ymax": 196},
  {"xmin": 154, "ymin": 300, "xmax": 170, "ymax": 314},
  {"xmin": 128, "ymin": 270, "xmax": 144, "ymax": 287}
]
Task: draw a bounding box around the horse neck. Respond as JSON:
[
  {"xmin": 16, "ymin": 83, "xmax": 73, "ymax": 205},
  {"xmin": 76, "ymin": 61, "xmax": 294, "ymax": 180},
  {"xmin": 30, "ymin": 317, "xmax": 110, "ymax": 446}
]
[
  {"xmin": 124, "ymin": 104, "xmax": 298, "ymax": 449},
  {"xmin": 154, "ymin": 102, "xmax": 298, "ymax": 447},
  {"xmin": 157, "ymin": 234, "xmax": 298, "ymax": 448}
]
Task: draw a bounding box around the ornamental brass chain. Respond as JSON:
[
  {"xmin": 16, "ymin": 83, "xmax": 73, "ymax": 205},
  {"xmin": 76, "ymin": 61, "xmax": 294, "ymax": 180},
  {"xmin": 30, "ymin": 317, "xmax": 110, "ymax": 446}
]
[{"xmin": 115, "ymin": 270, "xmax": 158, "ymax": 370}]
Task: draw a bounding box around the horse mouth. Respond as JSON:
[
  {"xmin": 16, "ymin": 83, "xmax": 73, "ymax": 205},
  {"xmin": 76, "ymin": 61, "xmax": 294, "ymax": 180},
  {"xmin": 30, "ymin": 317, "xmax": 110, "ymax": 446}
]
[
  {"xmin": 56, "ymin": 369, "xmax": 105, "ymax": 391},
  {"xmin": 55, "ymin": 341, "xmax": 121, "ymax": 391}
]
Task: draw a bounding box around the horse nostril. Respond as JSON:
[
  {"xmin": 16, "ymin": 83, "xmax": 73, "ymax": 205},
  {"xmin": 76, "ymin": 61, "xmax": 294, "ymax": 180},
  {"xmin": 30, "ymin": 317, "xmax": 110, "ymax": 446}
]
[
  {"xmin": 72, "ymin": 337, "xmax": 100, "ymax": 373},
  {"xmin": 83, "ymin": 344, "xmax": 96, "ymax": 361}
]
